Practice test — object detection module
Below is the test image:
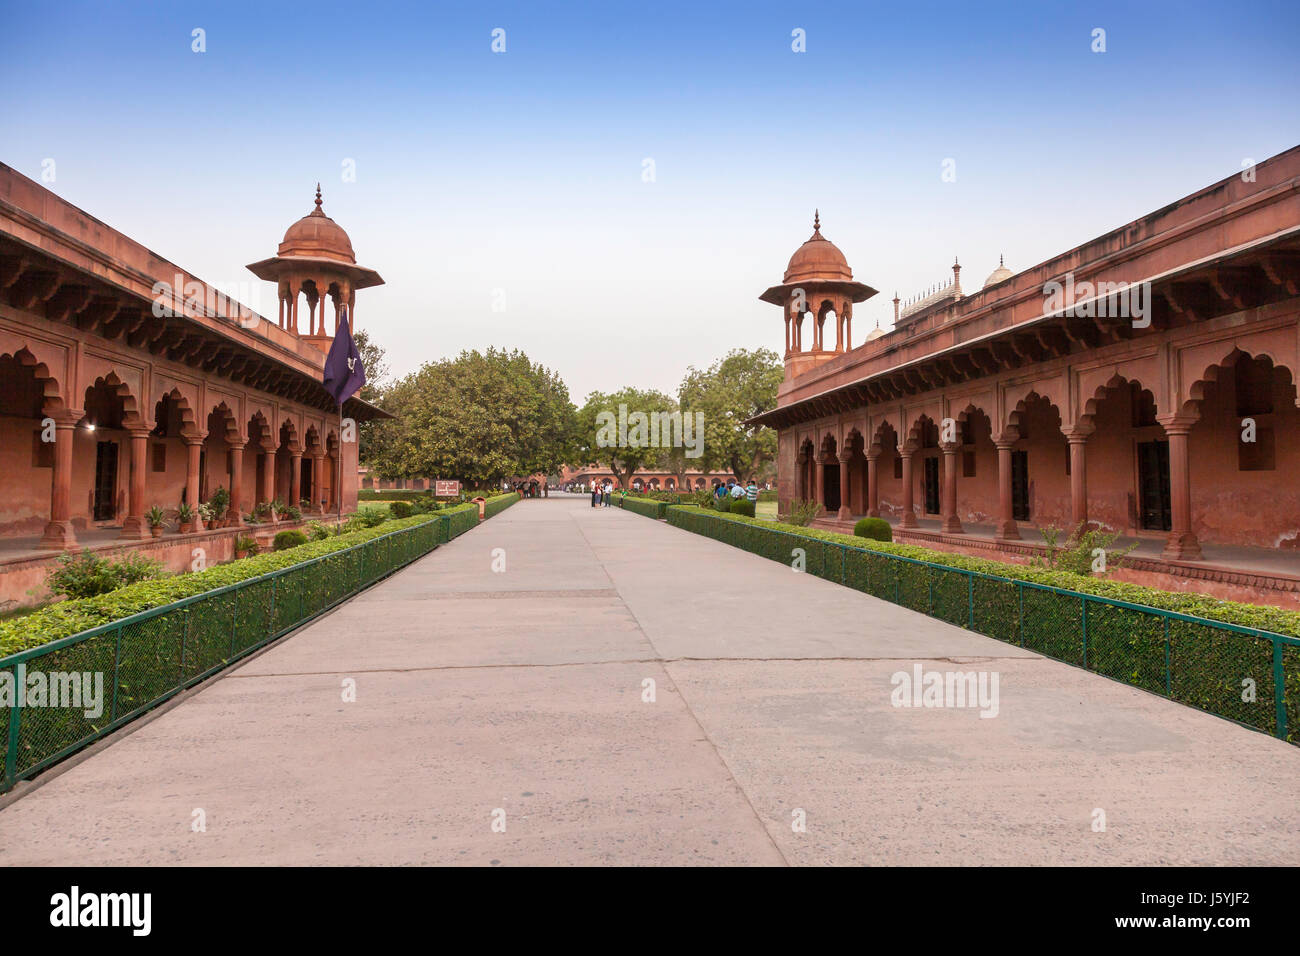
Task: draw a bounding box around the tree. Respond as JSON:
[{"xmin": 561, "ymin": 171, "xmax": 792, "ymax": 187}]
[
  {"xmin": 352, "ymin": 330, "xmax": 390, "ymax": 465},
  {"xmin": 366, "ymin": 347, "xmax": 578, "ymax": 488},
  {"xmin": 678, "ymin": 347, "xmax": 783, "ymax": 483},
  {"xmin": 575, "ymin": 387, "xmax": 678, "ymax": 489}
]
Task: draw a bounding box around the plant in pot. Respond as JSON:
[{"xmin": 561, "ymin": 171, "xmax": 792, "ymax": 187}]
[
  {"xmin": 207, "ymin": 486, "xmax": 230, "ymax": 519},
  {"xmin": 253, "ymin": 500, "xmax": 272, "ymax": 523},
  {"xmin": 146, "ymin": 505, "xmax": 166, "ymax": 538},
  {"xmin": 273, "ymin": 499, "xmax": 291, "ymax": 522},
  {"xmin": 176, "ymin": 502, "xmax": 196, "ymax": 534},
  {"xmin": 233, "ymin": 533, "xmax": 259, "ymax": 559}
]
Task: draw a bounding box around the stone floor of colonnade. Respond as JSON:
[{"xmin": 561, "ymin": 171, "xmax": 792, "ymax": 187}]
[{"xmin": 2, "ymin": 493, "xmax": 1298, "ymax": 866}]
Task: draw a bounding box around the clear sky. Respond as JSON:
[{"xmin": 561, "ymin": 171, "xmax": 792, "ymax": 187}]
[{"xmin": 2, "ymin": 0, "xmax": 1298, "ymax": 402}]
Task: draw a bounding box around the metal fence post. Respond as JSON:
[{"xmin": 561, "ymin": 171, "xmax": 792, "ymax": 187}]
[
  {"xmin": 111, "ymin": 623, "xmax": 123, "ymax": 722},
  {"xmin": 1170, "ymin": 616, "xmax": 1180, "ymax": 697},
  {"xmin": 1080, "ymin": 595, "xmax": 1088, "ymax": 669},
  {"xmin": 967, "ymin": 574, "xmax": 975, "ymax": 630},
  {"xmin": 1274, "ymin": 639, "xmax": 1287, "ymax": 740},
  {"xmin": 5, "ymin": 668, "xmax": 21, "ymax": 788},
  {"xmin": 1017, "ymin": 582, "xmax": 1025, "ymax": 646}
]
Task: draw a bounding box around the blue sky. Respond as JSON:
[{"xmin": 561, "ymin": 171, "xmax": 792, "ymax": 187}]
[{"xmin": 2, "ymin": 0, "xmax": 1298, "ymax": 401}]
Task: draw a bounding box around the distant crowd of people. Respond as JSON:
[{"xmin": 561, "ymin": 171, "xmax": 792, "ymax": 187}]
[{"xmin": 587, "ymin": 478, "xmax": 759, "ymax": 509}]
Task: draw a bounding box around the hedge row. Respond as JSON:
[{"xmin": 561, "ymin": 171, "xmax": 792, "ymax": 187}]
[
  {"xmin": 664, "ymin": 506, "xmax": 1300, "ymax": 741},
  {"xmin": 664, "ymin": 506, "xmax": 1300, "ymax": 636},
  {"xmin": 483, "ymin": 491, "xmax": 522, "ymax": 518},
  {"xmin": 616, "ymin": 495, "xmax": 669, "ymax": 519},
  {"xmin": 359, "ymin": 488, "xmax": 518, "ymax": 502},
  {"xmin": 0, "ymin": 504, "xmax": 480, "ymax": 657}
]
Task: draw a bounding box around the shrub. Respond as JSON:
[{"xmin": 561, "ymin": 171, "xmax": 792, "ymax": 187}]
[
  {"xmin": 714, "ymin": 495, "xmax": 732, "ymax": 513},
  {"xmin": 787, "ymin": 499, "xmax": 822, "ymax": 526},
  {"xmin": 273, "ymin": 530, "xmax": 309, "ymax": 551},
  {"xmin": 45, "ymin": 549, "xmax": 167, "ymax": 600},
  {"xmin": 233, "ymin": 534, "xmax": 260, "ymax": 556},
  {"xmin": 361, "ymin": 509, "xmax": 388, "ymax": 528},
  {"xmin": 853, "ymin": 517, "xmax": 892, "ymax": 542},
  {"xmin": 1033, "ymin": 523, "xmax": 1137, "ymax": 577},
  {"xmin": 389, "ymin": 501, "xmax": 413, "ymax": 519},
  {"xmin": 730, "ymin": 499, "xmax": 755, "ymax": 517},
  {"xmin": 690, "ymin": 489, "xmax": 714, "ymax": 509},
  {"xmin": 757, "ymin": 490, "xmax": 778, "ymax": 502},
  {"xmin": 306, "ymin": 522, "xmax": 332, "ymax": 541}
]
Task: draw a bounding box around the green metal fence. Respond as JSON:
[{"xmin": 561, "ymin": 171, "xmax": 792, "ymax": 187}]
[
  {"xmin": 666, "ymin": 507, "xmax": 1300, "ymax": 744},
  {"xmin": 0, "ymin": 510, "xmax": 484, "ymax": 793}
]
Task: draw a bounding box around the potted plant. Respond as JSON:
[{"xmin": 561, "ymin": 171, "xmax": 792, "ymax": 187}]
[
  {"xmin": 207, "ymin": 486, "xmax": 231, "ymax": 526},
  {"xmin": 176, "ymin": 502, "xmax": 195, "ymax": 534},
  {"xmin": 146, "ymin": 506, "xmax": 166, "ymax": 538},
  {"xmin": 233, "ymin": 533, "xmax": 259, "ymax": 559},
  {"xmin": 272, "ymin": 498, "xmax": 291, "ymax": 522}
]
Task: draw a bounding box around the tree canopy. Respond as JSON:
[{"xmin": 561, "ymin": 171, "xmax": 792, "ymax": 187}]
[
  {"xmin": 366, "ymin": 347, "xmax": 578, "ymax": 488},
  {"xmin": 678, "ymin": 347, "xmax": 783, "ymax": 482}
]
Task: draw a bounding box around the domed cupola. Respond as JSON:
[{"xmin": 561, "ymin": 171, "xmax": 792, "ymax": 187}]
[
  {"xmin": 246, "ymin": 184, "xmax": 384, "ymax": 351},
  {"xmin": 984, "ymin": 254, "xmax": 1013, "ymax": 289},
  {"xmin": 760, "ymin": 211, "xmax": 877, "ymax": 376}
]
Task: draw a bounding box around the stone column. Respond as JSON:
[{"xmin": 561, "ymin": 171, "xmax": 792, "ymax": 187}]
[
  {"xmin": 866, "ymin": 451, "xmax": 880, "ymax": 517},
  {"xmin": 228, "ymin": 440, "xmax": 245, "ymax": 526},
  {"xmin": 120, "ymin": 427, "xmax": 151, "ymax": 539},
  {"xmin": 39, "ymin": 412, "xmax": 82, "ymax": 550},
  {"xmin": 289, "ymin": 452, "xmax": 302, "ymax": 510},
  {"xmin": 185, "ymin": 437, "xmax": 204, "ymax": 530},
  {"xmin": 814, "ymin": 456, "xmax": 827, "ymax": 511},
  {"xmin": 994, "ymin": 438, "xmax": 1021, "ymax": 541},
  {"xmin": 899, "ymin": 444, "xmax": 918, "ymax": 529},
  {"xmin": 838, "ymin": 454, "xmax": 852, "ymax": 519},
  {"xmin": 311, "ymin": 454, "xmax": 324, "ymax": 512},
  {"xmin": 1067, "ymin": 434, "xmax": 1089, "ymax": 533},
  {"xmin": 1161, "ymin": 422, "xmax": 1203, "ymax": 561},
  {"xmin": 257, "ymin": 447, "xmax": 272, "ymax": 507},
  {"xmin": 784, "ymin": 315, "xmax": 791, "ymax": 355},
  {"xmin": 940, "ymin": 443, "xmax": 963, "ymax": 534}
]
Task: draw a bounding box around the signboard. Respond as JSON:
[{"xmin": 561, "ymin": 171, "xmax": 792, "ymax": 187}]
[{"xmin": 435, "ymin": 480, "xmax": 460, "ymax": 497}]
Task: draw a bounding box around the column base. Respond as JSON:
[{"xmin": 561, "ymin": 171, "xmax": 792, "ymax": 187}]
[
  {"xmin": 940, "ymin": 516, "xmax": 965, "ymax": 534},
  {"xmin": 837, "ymin": 506, "xmax": 853, "ymax": 520},
  {"xmin": 899, "ymin": 512, "xmax": 919, "ymax": 529},
  {"xmin": 119, "ymin": 516, "xmax": 150, "ymax": 540},
  {"xmin": 994, "ymin": 520, "xmax": 1022, "ymax": 542},
  {"xmin": 39, "ymin": 521, "xmax": 78, "ymax": 550},
  {"xmin": 1161, "ymin": 532, "xmax": 1203, "ymax": 562}
]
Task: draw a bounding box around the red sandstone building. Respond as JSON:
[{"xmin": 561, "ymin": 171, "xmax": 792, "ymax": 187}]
[
  {"xmin": 750, "ymin": 148, "xmax": 1300, "ymax": 607},
  {"xmin": 0, "ymin": 165, "xmax": 387, "ymax": 605}
]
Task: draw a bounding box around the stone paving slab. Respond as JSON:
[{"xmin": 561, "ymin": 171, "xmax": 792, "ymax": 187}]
[{"xmin": 0, "ymin": 494, "xmax": 1296, "ymax": 865}]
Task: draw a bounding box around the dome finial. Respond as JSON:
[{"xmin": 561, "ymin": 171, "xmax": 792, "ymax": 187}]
[
  {"xmin": 314, "ymin": 183, "xmax": 323, "ymax": 211},
  {"xmin": 1000, "ymin": 253, "xmax": 1004, "ymax": 266},
  {"xmin": 813, "ymin": 209, "xmax": 821, "ymax": 236}
]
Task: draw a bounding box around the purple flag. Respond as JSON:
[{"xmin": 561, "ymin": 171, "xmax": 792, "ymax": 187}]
[{"xmin": 323, "ymin": 308, "xmax": 366, "ymax": 405}]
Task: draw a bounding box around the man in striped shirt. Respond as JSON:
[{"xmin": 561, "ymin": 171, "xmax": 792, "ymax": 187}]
[{"xmin": 746, "ymin": 480, "xmax": 758, "ymax": 503}]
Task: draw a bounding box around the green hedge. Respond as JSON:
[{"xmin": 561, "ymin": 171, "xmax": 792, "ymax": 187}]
[
  {"xmin": 664, "ymin": 506, "xmax": 1300, "ymax": 743},
  {"xmin": 617, "ymin": 495, "xmax": 668, "ymax": 519},
  {"xmin": 0, "ymin": 499, "xmax": 509, "ymax": 792},
  {"xmin": 483, "ymin": 492, "xmax": 521, "ymax": 518}
]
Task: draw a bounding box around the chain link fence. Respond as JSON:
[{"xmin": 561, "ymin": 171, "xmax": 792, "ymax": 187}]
[
  {"xmin": 0, "ymin": 499, "xmax": 515, "ymax": 793},
  {"xmin": 666, "ymin": 507, "xmax": 1300, "ymax": 744}
]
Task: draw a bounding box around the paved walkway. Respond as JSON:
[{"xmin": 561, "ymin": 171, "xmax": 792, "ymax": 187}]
[{"xmin": 1, "ymin": 494, "xmax": 1298, "ymax": 865}]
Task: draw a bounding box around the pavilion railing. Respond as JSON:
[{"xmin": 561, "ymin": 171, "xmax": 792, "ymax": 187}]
[
  {"xmin": 664, "ymin": 507, "xmax": 1300, "ymax": 745},
  {"xmin": 0, "ymin": 503, "xmax": 501, "ymax": 793}
]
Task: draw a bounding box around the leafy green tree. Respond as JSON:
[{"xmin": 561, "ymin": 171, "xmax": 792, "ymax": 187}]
[
  {"xmin": 367, "ymin": 348, "xmax": 578, "ymax": 489},
  {"xmin": 352, "ymin": 330, "xmax": 390, "ymax": 465},
  {"xmin": 575, "ymin": 387, "xmax": 677, "ymax": 489},
  {"xmin": 678, "ymin": 347, "xmax": 783, "ymax": 482}
]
